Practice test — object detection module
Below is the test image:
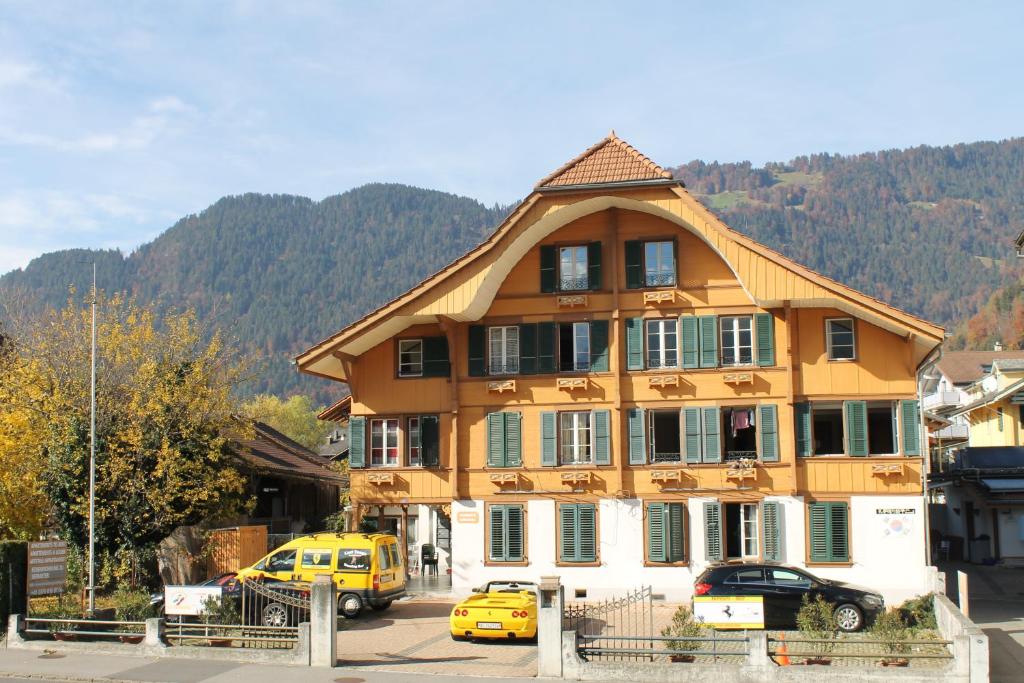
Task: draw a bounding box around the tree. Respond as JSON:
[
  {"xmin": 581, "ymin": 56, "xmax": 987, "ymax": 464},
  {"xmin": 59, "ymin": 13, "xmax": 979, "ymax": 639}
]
[
  {"xmin": 0, "ymin": 294, "xmax": 253, "ymax": 584},
  {"xmin": 241, "ymin": 394, "xmax": 332, "ymax": 451}
]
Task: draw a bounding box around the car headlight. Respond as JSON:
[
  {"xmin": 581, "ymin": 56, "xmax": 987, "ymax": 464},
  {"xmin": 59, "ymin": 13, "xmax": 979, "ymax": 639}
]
[{"xmin": 862, "ymin": 594, "xmax": 883, "ymax": 606}]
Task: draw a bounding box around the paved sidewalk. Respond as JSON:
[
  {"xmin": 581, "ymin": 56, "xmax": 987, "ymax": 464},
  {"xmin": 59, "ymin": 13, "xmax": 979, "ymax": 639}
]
[{"xmin": 0, "ymin": 647, "xmax": 536, "ymax": 683}]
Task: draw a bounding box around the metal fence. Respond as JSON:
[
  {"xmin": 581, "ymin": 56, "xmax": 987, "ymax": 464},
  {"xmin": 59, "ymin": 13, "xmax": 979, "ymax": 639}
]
[
  {"xmin": 23, "ymin": 617, "xmax": 146, "ymax": 642},
  {"xmin": 166, "ymin": 580, "xmax": 309, "ymax": 650}
]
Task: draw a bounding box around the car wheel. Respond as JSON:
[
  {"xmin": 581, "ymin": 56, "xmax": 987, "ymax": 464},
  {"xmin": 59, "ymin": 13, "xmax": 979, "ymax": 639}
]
[
  {"xmin": 835, "ymin": 603, "xmax": 863, "ymax": 632},
  {"xmin": 262, "ymin": 602, "xmax": 289, "ymax": 628},
  {"xmin": 451, "ymin": 633, "xmax": 467, "ymax": 641},
  {"xmin": 371, "ymin": 600, "xmax": 393, "ymax": 611},
  {"xmin": 339, "ymin": 593, "xmax": 363, "ymax": 619}
]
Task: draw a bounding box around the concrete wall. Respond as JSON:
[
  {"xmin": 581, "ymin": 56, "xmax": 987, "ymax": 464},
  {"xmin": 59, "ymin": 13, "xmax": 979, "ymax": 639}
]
[{"xmin": 451, "ymin": 494, "xmax": 930, "ymax": 604}]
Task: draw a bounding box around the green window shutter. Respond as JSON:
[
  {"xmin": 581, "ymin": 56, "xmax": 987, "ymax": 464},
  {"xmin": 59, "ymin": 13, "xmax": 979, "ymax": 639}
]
[
  {"xmin": 540, "ymin": 411, "xmax": 557, "ymax": 466},
  {"xmin": 758, "ymin": 404, "xmax": 779, "ymax": 462},
  {"xmin": 489, "ymin": 505, "xmax": 506, "ymax": 561},
  {"xmin": 900, "ymin": 400, "xmax": 921, "ymax": 456},
  {"xmin": 559, "ymin": 504, "xmax": 577, "ymax": 561},
  {"xmin": 683, "ymin": 407, "xmax": 703, "ymax": 464},
  {"xmin": 348, "ymin": 416, "xmax": 366, "ymax": 468},
  {"xmin": 504, "ymin": 412, "xmax": 522, "ymax": 466},
  {"xmin": 829, "ymin": 503, "xmax": 849, "ymax": 562},
  {"xmin": 755, "ymin": 313, "xmax": 775, "ymax": 367},
  {"xmin": 540, "ymin": 245, "xmax": 556, "ymax": 293},
  {"xmin": 519, "ymin": 324, "xmax": 537, "ymax": 375},
  {"xmin": 698, "ymin": 315, "xmax": 718, "ymax": 368},
  {"xmin": 680, "ymin": 316, "xmax": 699, "ymax": 369},
  {"xmin": 592, "ymin": 409, "xmax": 611, "ymax": 465},
  {"xmin": 422, "ymin": 336, "xmax": 451, "ymax": 377},
  {"xmin": 626, "ymin": 317, "xmax": 645, "ymax": 370},
  {"xmin": 578, "ymin": 504, "xmax": 597, "ymax": 562},
  {"xmin": 647, "ymin": 503, "xmax": 666, "ymax": 562},
  {"xmin": 506, "ymin": 505, "xmax": 524, "ymax": 562},
  {"xmin": 587, "ymin": 241, "xmax": 602, "ymax": 290},
  {"xmin": 704, "ymin": 502, "xmax": 723, "ymax": 562},
  {"xmin": 590, "ymin": 320, "xmax": 609, "ymax": 372},
  {"xmin": 844, "ymin": 401, "xmax": 868, "ymax": 456},
  {"xmin": 468, "ymin": 325, "xmax": 486, "ymax": 377},
  {"xmin": 487, "ymin": 413, "xmax": 506, "ymax": 467},
  {"xmin": 762, "ymin": 501, "xmax": 782, "ymax": 561},
  {"xmin": 795, "ymin": 403, "xmax": 812, "ymax": 457},
  {"xmin": 809, "ymin": 503, "xmax": 829, "ymax": 562},
  {"xmin": 628, "ymin": 407, "xmax": 647, "ymax": 465},
  {"xmin": 420, "ymin": 416, "xmax": 440, "ymax": 467},
  {"xmin": 624, "ymin": 240, "xmax": 643, "ymax": 289},
  {"xmin": 537, "ymin": 322, "xmax": 556, "ymax": 373},
  {"xmin": 702, "ymin": 407, "xmax": 721, "ymax": 463},
  {"xmin": 667, "ymin": 503, "xmax": 685, "ymax": 562}
]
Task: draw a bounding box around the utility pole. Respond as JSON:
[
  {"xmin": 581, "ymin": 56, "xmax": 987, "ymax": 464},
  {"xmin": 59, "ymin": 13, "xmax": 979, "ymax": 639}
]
[{"xmin": 88, "ymin": 262, "xmax": 96, "ymax": 616}]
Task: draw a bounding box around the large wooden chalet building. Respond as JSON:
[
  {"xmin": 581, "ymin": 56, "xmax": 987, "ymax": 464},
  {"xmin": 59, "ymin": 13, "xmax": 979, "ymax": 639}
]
[{"xmin": 298, "ymin": 133, "xmax": 943, "ymax": 603}]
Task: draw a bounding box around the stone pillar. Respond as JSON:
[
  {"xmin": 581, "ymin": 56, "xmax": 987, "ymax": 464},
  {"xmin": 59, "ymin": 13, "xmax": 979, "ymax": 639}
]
[
  {"xmin": 6, "ymin": 614, "xmax": 26, "ymax": 647},
  {"xmin": 746, "ymin": 631, "xmax": 770, "ymax": 667},
  {"xmin": 144, "ymin": 617, "xmax": 166, "ymax": 648},
  {"xmin": 537, "ymin": 575, "xmax": 564, "ymax": 678},
  {"xmin": 310, "ymin": 574, "xmax": 337, "ymax": 667}
]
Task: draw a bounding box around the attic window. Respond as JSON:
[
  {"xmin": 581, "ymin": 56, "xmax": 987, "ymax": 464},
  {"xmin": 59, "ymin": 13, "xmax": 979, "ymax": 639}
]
[{"xmin": 982, "ymin": 364, "xmax": 992, "ymax": 374}]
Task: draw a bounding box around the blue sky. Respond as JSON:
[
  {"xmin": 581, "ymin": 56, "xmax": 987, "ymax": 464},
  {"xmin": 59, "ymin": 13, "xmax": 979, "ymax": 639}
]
[{"xmin": 1, "ymin": 1, "xmax": 1022, "ymax": 275}]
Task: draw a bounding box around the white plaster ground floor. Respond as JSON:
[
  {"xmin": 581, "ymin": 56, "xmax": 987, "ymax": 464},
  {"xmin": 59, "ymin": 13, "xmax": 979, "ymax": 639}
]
[{"xmin": 448, "ymin": 495, "xmax": 932, "ymax": 605}]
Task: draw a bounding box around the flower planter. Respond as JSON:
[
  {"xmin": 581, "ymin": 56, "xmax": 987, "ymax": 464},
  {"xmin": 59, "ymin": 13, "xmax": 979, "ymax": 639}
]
[
  {"xmin": 881, "ymin": 657, "xmax": 910, "ymax": 667},
  {"xmin": 669, "ymin": 654, "xmax": 696, "ymax": 663},
  {"xmin": 52, "ymin": 632, "xmax": 76, "ymax": 642},
  {"xmin": 804, "ymin": 657, "xmax": 832, "ymax": 666},
  {"xmin": 119, "ymin": 635, "xmax": 144, "ymax": 645},
  {"xmin": 208, "ymin": 637, "xmax": 232, "ymax": 647}
]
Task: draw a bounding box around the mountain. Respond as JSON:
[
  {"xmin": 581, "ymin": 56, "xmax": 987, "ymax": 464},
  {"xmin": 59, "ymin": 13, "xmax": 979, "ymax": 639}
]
[{"xmin": 3, "ymin": 138, "xmax": 1023, "ymax": 402}]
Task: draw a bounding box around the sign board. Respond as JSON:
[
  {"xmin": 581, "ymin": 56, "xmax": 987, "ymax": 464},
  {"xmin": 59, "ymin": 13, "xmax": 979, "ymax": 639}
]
[
  {"xmin": 876, "ymin": 507, "xmax": 916, "ymax": 538},
  {"xmin": 693, "ymin": 595, "xmax": 765, "ymax": 629},
  {"xmin": 164, "ymin": 585, "xmax": 223, "ymax": 616},
  {"xmin": 27, "ymin": 541, "xmax": 68, "ymax": 597},
  {"xmin": 456, "ymin": 511, "xmax": 479, "ymax": 524}
]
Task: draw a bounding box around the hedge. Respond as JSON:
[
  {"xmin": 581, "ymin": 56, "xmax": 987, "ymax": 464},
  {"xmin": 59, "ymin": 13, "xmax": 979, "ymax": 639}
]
[{"xmin": 0, "ymin": 540, "xmax": 28, "ymax": 630}]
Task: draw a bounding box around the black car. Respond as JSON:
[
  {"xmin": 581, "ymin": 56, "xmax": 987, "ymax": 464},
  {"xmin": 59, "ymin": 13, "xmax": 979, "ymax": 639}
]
[{"xmin": 693, "ymin": 562, "xmax": 884, "ymax": 632}]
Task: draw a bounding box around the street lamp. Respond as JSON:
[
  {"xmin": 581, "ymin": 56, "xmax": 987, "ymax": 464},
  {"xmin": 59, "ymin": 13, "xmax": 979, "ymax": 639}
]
[{"xmin": 87, "ymin": 263, "xmax": 97, "ymax": 616}]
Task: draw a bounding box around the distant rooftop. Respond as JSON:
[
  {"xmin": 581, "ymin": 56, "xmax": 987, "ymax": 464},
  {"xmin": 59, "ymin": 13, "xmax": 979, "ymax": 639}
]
[{"xmin": 937, "ymin": 350, "xmax": 1024, "ymax": 385}]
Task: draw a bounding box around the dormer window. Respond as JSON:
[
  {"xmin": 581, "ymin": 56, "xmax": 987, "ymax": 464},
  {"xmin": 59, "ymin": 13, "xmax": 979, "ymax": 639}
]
[
  {"xmin": 559, "ymin": 246, "xmax": 589, "ymax": 291},
  {"xmin": 540, "ymin": 243, "xmax": 601, "ymax": 293},
  {"xmin": 625, "ymin": 239, "xmax": 676, "ymax": 289}
]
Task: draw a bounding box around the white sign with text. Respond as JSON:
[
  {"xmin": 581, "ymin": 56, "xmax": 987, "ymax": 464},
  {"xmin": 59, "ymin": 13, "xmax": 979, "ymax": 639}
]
[{"xmin": 164, "ymin": 585, "xmax": 223, "ymax": 616}]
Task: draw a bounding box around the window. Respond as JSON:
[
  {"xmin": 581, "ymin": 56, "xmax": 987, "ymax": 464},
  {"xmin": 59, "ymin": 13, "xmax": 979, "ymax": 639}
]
[
  {"xmin": 408, "ymin": 417, "xmax": 421, "ymax": 466},
  {"xmin": 646, "ymin": 319, "xmax": 678, "ymax": 369},
  {"xmin": 826, "ymin": 319, "xmax": 856, "ymax": 360},
  {"xmin": 811, "ymin": 404, "xmax": 844, "ymax": 456},
  {"xmin": 724, "ymin": 503, "xmax": 758, "ymax": 559},
  {"xmin": 337, "ymin": 548, "xmax": 371, "ymax": 571},
  {"xmin": 560, "ymin": 411, "xmax": 592, "ymax": 464},
  {"xmin": 649, "ymin": 410, "xmax": 681, "ymax": 463},
  {"xmin": 398, "ymin": 339, "xmax": 423, "ymax": 377},
  {"xmin": 265, "ymin": 549, "xmax": 297, "ymax": 573},
  {"xmin": 644, "ymin": 241, "xmax": 676, "ymax": 287},
  {"xmin": 370, "ymin": 418, "xmax": 399, "ymax": 466},
  {"xmin": 488, "ymin": 504, "xmax": 525, "ymax": 562},
  {"xmin": 769, "ymin": 568, "xmax": 812, "ymax": 588},
  {"xmin": 720, "ymin": 316, "xmax": 753, "ymax": 366},
  {"xmin": 867, "ymin": 403, "xmax": 896, "ymax": 454},
  {"xmin": 558, "ymin": 322, "xmax": 590, "ymax": 372},
  {"xmin": 808, "ymin": 502, "xmax": 849, "ymax": 563},
  {"xmin": 722, "ymin": 407, "xmax": 757, "ymax": 461},
  {"xmin": 489, "ymin": 326, "xmax": 519, "ymax": 375},
  {"xmin": 559, "ymin": 503, "xmax": 597, "ymax": 563},
  {"xmin": 998, "ymin": 407, "xmax": 1005, "ymax": 432},
  {"xmin": 378, "ymin": 545, "xmax": 392, "ymax": 571},
  {"xmin": 725, "ymin": 567, "xmax": 765, "ymax": 584},
  {"xmin": 388, "ymin": 543, "xmax": 401, "ymax": 569},
  {"xmin": 559, "ymin": 245, "xmax": 589, "ymax": 291},
  {"xmin": 300, "ymin": 549, "xmax": 332, "ymax": 569},
  {"xmin": 646, "ymin": 502, "xmax": 686, "ymax": 563}
]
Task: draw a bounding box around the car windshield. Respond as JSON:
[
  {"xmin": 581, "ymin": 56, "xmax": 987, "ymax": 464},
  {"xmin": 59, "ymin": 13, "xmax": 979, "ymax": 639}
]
[{"xmin": 266, "ymin": 549, "xmax": 297, "ymax": 572}]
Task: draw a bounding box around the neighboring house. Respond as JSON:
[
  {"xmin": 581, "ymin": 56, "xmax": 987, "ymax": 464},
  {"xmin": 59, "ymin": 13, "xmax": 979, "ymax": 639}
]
[
  {"xmin": 945, "ymin": 358, "xmax": 1024, "ymax": 448},
  {"xmin": 930, "ymin": 447, "xmax": 1024, "ymax": 564},
  {"xmin": 233, "ymin": 421, "xmax": 346, "ymax": 534},
  {"xmin": 318, "ymin": 396, "xmax": 351, "ymax": 463},
  {"xmin": 295, "ymin": 133, "xmax": 944, "ymax": 603}
]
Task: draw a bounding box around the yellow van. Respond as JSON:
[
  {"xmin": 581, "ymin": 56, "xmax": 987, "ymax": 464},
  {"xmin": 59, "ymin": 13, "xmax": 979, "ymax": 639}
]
[{"xmin": 236, "ymin": 532, "xmax": 406, "ymax": 617}]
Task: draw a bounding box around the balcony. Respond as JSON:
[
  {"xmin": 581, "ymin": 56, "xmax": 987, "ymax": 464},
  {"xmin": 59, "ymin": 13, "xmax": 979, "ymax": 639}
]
[
  {"xmin": 559, "ymin": 276, "xmax": 589, "ymax": 291},
  {"xmin": 923, "ymin": 390, "xmax": 961, "ymax": 410},
  {"xmin": 933, "ymin": 423, "xmax": 969, "ymax": 440}
]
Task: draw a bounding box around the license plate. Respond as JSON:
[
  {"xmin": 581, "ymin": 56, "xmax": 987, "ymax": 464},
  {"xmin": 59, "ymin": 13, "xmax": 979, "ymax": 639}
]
[{"xmin": 477, "ymin": 621, "xmax": 502, "ymax": 629}]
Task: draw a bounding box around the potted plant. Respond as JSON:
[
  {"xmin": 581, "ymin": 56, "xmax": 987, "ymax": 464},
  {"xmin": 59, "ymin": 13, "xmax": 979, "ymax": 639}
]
[
  {"xmin": 660, "ymin": 605, "xmax": 706, "ymax": 663},
  {"xmin": 795, "ymin": 595, "xmax": 838, "ymax": 665},
  {"xmin": 200, "ymin": 595, "xmax": 240, "ymax": 647},
  {"xmin": 112, "ymin": 587, "xmax": 155, "ymax": 644},
  {"xmin": 871, "ymin": 610, "xmax": 910, "ymax": 667},
  {"xmin": 39, "ymin": 595, "xmax": 80, "ymax": 642}
]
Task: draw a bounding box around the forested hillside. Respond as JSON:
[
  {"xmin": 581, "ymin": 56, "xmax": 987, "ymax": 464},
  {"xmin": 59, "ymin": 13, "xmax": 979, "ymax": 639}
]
[{"xmin": 3, "ymin": 138, "xmax": 1022, "ymax": 402}]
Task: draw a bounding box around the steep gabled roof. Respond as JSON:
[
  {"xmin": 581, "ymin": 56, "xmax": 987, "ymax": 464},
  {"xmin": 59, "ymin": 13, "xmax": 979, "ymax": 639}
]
[
  {"xmin": 536, "ymin": 131, "xmax": 674, "ymax": 189},
  {"xmin": 937, "ymin": 351, "xmax": 1024, "ymax": 385},
  {"xmin": 233, "ymin": 421, "xmax": 345, "ymax": 484}
]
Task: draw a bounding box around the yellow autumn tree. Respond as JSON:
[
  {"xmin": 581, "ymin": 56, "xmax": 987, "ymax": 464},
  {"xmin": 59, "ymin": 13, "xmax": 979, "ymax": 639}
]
[
  {"xmin": 241, "ymin": 393, "xmax": 332, "ymax": 450},
  {"xmin": 0, "ymin": 295, "xmax": 253, "ymax": 582}
]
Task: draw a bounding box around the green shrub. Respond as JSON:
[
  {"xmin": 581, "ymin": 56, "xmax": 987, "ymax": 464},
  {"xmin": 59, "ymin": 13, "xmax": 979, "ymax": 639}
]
[
  {"xmin": 0, "ymin": 540, "xmax": 28, "ymax": 630},
  {"xmin": 112, "ymin": 587, "xmax": 155, "ymax": 621},
  {"xmin": 200, "ymin": 595, "xmax": 240, "ymax": 625},
  {"xmin": 660, "ymin": 605, "xmax": 706, "ymax": 653},
  {"xmin": 871, "ymin": 609, "xmax": 910, "ymax": 657},
  {"xmin": 895, "ymin": 593, "xmax": 937, "ymax": 632},
  {"xmin": 795, "ymin": 594, "xmax": 838, "ymax": 656}
]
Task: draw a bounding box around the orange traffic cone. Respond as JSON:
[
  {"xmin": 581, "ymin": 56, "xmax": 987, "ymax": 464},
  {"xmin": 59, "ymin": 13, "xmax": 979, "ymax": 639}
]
[{"xmin": 776, "ymin": 632, "xmax": 791, "ymax": 666}]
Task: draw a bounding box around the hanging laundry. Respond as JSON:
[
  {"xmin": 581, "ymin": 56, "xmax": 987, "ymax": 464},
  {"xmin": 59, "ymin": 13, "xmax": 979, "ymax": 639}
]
[{"xmin": 733, "ymin": 409, "xmax": 751, "ymax": 434}]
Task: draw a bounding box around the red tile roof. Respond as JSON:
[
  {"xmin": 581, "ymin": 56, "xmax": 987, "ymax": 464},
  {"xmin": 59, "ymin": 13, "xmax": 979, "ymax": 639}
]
[
  {"xmin": 937, "ymin": 350, "xmax": 1024, "ymax": 385},
  {"xmin": 536, "ymin": 131, "xmax": 674, "ymax": 189}
]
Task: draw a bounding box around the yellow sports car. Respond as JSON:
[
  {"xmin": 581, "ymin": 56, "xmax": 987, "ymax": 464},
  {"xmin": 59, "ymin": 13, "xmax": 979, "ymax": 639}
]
[{"xmin": 450, "ymin": 580, "xmax": 538, "ymax": 641}]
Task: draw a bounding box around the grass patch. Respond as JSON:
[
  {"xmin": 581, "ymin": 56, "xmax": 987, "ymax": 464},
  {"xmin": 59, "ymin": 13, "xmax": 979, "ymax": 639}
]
[
  {"xmin": 699, "ymin": 191, "xmax": 750, "ymax": 210},
  {"xmin": 773, "ymin": 171, "xmax": 823, "ymax": 187}
]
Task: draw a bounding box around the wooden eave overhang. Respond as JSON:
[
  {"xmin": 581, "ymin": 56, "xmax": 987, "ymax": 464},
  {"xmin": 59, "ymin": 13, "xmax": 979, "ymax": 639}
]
[{"xmin": 296, "ymin": 134, "xmax": 944, "ymax": 383}]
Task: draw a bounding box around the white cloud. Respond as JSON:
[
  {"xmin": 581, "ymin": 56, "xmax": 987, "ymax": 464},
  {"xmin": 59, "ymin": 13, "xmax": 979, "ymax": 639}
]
[
  {"xmin": 0, "ymin": 245, "xmax": 41, "ymax": 274},
  {"xmin": 0, "ymin": 58, "xmax": 64, "ymax": 93}
]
